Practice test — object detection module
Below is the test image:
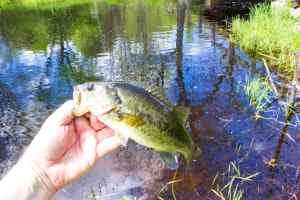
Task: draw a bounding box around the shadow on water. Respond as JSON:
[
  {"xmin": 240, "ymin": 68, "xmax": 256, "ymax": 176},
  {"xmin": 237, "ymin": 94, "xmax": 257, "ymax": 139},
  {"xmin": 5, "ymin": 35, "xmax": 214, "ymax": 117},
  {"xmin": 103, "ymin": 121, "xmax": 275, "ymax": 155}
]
[
  {"xmin": 202, "ymin": 0, "xmax": 264, "ymax": 20},
  {"xmin": 266, "ymin": 53, "xmax": 300, "ymax": 200},
  {"xmin": 267, "ymin": 110, "xmax": 295, "ymax": 200},
  {"xmin": 1, "ymin": 0, "xmax": 300, "ymax": 199}
]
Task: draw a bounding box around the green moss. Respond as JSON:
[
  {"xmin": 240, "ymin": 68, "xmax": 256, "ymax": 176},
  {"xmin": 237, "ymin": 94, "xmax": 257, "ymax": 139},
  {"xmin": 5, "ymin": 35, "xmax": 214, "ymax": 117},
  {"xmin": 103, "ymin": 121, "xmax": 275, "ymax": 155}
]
[{"xmin": 230, "ymin": 4, "xmax": 300, "ymax": 78}]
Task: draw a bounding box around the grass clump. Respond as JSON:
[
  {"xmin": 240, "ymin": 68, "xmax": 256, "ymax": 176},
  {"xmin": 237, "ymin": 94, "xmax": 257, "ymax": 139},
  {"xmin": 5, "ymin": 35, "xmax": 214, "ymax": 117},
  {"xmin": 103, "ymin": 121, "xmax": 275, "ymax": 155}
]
[
  {"xmin": 211, "ymin": 161, "xmax": 260, "ymax": 200},
  {"xmin": 231, "ymin": 4, "xmax": 300, "ymax": 77},
  {"xmin": 245, "ymin": 77, "xmax": 274, "ymax": 113}
]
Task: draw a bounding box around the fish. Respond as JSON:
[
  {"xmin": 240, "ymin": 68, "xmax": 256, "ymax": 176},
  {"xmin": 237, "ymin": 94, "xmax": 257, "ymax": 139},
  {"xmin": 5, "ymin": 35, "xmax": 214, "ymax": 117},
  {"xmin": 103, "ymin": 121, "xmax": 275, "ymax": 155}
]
[{"xmin": 72, "ymin": 82, "xmax": 194, "ymax": 164}]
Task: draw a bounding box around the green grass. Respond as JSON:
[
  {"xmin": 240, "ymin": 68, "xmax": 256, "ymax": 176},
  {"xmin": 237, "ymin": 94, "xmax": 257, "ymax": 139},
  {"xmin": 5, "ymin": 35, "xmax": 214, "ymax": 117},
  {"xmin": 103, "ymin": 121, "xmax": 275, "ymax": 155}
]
[
  {"xmin": 211, "ymin": 161, "xmax": 260, "ymax": 200},
  {"xmin": 231, "ymin": 4, "xmax": 300, "ymax": 77},
  {"xmin": 245, "ymin": 77, "xmax": 273, "ymax": 113}
]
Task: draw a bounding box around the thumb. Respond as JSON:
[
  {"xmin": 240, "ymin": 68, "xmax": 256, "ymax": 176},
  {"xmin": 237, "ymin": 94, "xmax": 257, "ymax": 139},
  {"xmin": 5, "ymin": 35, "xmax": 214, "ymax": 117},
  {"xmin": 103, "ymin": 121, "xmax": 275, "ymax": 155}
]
[{"xmin": 48, "ymin": 100, "xmax": 75, "ymax": 125}]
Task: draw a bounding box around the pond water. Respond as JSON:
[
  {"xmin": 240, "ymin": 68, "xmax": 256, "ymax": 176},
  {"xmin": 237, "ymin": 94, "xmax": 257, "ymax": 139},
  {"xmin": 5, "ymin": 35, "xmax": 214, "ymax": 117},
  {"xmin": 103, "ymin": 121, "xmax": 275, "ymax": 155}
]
[{"xmin": 0, "ymin": 0, "xmax": 300, "ymax": 199}]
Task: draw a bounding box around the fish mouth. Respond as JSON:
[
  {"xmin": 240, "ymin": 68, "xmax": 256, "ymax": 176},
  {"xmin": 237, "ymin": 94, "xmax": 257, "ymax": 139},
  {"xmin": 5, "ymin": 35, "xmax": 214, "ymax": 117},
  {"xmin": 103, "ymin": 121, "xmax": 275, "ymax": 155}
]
[
  {"xmin": 73, "ymin": 86, "xmax": 89, "ymax": 116},
  {"xmin": 72, "ymin": 85, "xmax": 118, "ymax": 117},
  {"xmin": 99, "ymin": 106, "xmax": 117, "ymax": 116}
]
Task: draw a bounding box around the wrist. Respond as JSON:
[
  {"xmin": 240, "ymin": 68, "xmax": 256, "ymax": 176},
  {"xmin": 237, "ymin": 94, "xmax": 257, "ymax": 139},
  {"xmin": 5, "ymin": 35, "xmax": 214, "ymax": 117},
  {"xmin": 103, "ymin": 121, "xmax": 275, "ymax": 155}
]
[
  {"xmin": 0, "ymin": 156, "xmax": 57, "ymax": 200},
  {"xmin": 24, "ymin": 158, "xmax": 57, "ymax": 198},
  {"xmin": 19, "ymin": 155, "xmax": 57, "ymax": 198}
]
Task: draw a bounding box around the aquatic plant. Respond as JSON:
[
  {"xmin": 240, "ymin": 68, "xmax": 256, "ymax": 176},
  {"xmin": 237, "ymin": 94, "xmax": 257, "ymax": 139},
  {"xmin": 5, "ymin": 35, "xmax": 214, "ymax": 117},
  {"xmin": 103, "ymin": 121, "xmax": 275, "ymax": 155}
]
[
  {"xmin": 244, "ymin": 77, "xmax": 274, "ymax": 113},
  {"xmin": 231, "ymin": 4, "xmax": 300, "ymax": 77},
  {"xmin": 211, "ymin": 161, "xmax": 259, "ymax": 200},
  {"xmin": 87, "ymin": 188, "xmax": 97, "ymax": 200},
  {"xmin": 156, "ymin": 170, "xmax": 183, "ymax": 200}
]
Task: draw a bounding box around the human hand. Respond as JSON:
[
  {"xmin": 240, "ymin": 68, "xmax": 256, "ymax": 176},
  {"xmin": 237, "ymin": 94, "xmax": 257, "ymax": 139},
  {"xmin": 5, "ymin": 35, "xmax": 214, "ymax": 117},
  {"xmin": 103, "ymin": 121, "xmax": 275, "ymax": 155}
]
[{"xmin": 22, "ymin": 100, "xmax": 122, "ymax": 192}]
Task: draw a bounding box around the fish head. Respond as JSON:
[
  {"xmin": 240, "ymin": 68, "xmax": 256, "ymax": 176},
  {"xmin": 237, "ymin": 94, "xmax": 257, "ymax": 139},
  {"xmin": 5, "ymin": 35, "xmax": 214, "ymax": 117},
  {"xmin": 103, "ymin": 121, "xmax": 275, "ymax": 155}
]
[{"xmin": 73, "ymin": 82, "xmax": 121, "ymax": 117}]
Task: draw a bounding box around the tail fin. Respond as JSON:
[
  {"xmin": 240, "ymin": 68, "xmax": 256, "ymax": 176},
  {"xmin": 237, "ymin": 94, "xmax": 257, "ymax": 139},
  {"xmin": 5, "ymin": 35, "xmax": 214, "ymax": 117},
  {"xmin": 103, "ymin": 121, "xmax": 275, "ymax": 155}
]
[
  {"xmin": 183, "ymin": 144, "xmax": 202, "ymax": 170},
  {"xmin": 192, "ymin": 144, "xmax": 202, "ymax": 161},
  {"xmin": 182, "ymin": 149, "xmax": 193, "ymax": 169}
]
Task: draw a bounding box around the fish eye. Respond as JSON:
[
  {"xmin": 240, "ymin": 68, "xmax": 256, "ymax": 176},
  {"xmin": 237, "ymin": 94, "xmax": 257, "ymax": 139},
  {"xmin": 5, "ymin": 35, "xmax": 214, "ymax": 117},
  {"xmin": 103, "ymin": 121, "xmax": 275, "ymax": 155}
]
[{"xmin": 87, "ymin": 83, "xmax": 95, "ymax": 91}]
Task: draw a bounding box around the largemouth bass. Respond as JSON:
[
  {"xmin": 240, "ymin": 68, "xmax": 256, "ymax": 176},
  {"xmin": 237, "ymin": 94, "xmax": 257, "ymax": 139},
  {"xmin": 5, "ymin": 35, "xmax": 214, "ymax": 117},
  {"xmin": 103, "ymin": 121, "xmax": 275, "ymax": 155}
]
[{"xmin": 72, "ymin": 82, "xmax": 193, "ymax": 163}]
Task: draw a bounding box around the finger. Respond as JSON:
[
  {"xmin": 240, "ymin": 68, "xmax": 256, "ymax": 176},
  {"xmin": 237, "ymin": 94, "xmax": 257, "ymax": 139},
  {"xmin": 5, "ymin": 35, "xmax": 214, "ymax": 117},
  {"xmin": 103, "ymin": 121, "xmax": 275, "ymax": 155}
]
[
  {"xmin": 96, "ymin": 127, "xmax": 114, "ymax": 141},
  {"xmin": 75, "ymin": 116, "xmax": 95, "ymax": 139},
  {"xmin": 96, "ymin": 136, "xmax": 122, "ymax": 158},
  {"xmin": 90, "ymin": 114, "xmax": 106, "ymax": 131},
  {"xmin": 64, "ymin": 121, "xmax": 77, "ymax": 149},
  {"xmin": 84, "ymin": 112, "xmax": 91, "ymax": 119},
  {"xmin": 48, "ymin": 100, "xmax": 74, "ymax": 125}
]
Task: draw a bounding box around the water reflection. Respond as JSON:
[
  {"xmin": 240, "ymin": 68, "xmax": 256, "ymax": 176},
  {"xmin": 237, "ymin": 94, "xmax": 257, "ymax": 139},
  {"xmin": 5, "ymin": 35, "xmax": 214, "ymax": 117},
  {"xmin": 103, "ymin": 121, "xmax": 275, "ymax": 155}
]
[
  {"xmin": 0, "ymin": 0, "xmax": 300, "ymax": 199},
  {"xmin": 203, "ymin": 0, "xmax": 263, "ymax": 19},
  {"xmin": 266, "ymin": 54, "xmax": 300, "ymax": 199},
  {"xmin": 176, "ymin": 0, "xmax": 188, "ymax": 106}
]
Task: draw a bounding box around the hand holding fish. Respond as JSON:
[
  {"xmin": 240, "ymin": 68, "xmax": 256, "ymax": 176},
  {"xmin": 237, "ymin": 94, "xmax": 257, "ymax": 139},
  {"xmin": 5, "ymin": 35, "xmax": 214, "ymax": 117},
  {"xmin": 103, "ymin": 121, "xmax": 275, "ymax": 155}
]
[
  {"xmin": 0, "ymin": 81, "xmax": 197, "ymax": 200},
  {"xmin": 0, "ymin": 100, "xmax": 122, "ymax": 200}
]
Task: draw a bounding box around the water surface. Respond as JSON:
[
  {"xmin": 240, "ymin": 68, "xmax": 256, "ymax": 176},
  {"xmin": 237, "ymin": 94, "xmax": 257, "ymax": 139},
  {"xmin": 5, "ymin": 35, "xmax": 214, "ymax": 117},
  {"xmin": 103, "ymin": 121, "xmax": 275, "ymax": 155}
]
[{"xmin": 0, "ymin": 0, "xmax": 299, "ymax": 199}]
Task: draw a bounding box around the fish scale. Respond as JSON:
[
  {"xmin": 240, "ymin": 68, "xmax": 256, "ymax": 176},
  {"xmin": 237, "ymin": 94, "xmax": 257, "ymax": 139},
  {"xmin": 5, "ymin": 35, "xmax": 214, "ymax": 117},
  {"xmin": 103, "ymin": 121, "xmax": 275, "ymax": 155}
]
[{"xmin": 73, "ymin": 82, "xmax": 194, "ymax": 164}]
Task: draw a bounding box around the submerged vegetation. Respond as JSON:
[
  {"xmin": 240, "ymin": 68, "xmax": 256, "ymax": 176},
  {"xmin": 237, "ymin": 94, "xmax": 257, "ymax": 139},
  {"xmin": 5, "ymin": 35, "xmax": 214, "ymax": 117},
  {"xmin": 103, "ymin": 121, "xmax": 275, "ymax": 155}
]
[
  {"xmin": 211, "ymin": 162, "xmax": 259, "ymax": 200},
  {"xmin": 245, "ymin": 77, "xmax": 274, "ymax": 113},
  {"xmin": 231, "ymin": 4, "xmax": 300, "ymax": 77}
]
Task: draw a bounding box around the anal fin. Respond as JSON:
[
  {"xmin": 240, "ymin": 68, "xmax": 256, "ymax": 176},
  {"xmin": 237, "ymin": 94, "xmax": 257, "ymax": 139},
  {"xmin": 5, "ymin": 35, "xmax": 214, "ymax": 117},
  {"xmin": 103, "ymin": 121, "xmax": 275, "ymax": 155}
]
[{"xmin": 159, "ymin": 152, "xmax": 179, "ymax": 170}]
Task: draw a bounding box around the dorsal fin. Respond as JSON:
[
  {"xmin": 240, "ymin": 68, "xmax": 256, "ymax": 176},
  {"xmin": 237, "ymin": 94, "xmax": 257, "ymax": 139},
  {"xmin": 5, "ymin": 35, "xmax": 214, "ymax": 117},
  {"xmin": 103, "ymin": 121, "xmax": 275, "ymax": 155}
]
[
  {"xmin": 145, "ymin": 85, "xmax": 173, "ymax": 107},
  {"xmin": 173, "ymin": 105, "xmax": 190, "ymax": 124}
]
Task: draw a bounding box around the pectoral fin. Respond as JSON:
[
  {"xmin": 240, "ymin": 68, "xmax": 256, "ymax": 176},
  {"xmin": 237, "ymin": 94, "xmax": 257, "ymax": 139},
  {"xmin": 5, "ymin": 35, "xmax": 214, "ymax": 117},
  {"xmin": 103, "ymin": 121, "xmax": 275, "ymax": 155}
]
[{"xmin": 120, "ymin": 114, "xmax": 144, "ymax": 127}]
